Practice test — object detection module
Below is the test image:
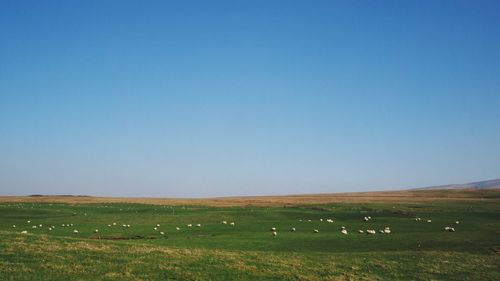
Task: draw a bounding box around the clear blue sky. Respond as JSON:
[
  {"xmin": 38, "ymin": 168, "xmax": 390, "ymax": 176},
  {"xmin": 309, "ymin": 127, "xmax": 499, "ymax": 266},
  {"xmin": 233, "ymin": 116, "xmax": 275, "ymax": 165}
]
[{"xmin": 1, "ymin": 0, "xmax": 499, "ymax": 197}]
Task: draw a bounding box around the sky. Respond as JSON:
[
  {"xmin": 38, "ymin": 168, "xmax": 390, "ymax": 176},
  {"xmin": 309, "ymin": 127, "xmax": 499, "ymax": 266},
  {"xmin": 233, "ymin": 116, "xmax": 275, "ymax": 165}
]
[{"xmin": 1, "ymin": 0, "xmax": 499, "ymax": 197}]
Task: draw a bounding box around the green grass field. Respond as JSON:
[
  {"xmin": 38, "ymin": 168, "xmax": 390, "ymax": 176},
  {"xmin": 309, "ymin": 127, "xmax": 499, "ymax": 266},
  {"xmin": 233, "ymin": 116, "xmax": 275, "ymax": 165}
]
[{"xmin": 1, "ymin": 197, "xmax": 499, "ymax": 280}]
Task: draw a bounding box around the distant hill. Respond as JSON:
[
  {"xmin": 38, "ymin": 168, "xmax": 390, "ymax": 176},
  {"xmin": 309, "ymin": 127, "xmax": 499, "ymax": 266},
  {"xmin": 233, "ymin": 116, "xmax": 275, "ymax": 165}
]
[{"xmin": 414, "ymin": 178, "xmax": 500, "ymax": 190}]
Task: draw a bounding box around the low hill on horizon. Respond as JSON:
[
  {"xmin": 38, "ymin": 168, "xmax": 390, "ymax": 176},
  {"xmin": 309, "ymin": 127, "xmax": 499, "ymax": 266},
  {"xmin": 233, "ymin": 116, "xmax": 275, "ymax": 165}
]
[{"xmin": 413, "ymin": 178, "xmax": 500, "ymax": 190}]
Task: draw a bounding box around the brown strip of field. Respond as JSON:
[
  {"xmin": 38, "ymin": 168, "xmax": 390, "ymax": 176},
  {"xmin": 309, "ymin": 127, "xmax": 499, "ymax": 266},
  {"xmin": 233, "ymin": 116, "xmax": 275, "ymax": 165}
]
[{"xmin": 0, "ymin": 189, "xmax": 498, "ymax": 206}]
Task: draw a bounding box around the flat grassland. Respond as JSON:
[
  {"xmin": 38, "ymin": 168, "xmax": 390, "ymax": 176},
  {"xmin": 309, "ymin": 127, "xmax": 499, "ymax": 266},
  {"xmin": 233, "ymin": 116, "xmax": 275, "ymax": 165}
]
[{"xmin": 0, "ymin": 189, "xmax": 499, "ymax": 280}]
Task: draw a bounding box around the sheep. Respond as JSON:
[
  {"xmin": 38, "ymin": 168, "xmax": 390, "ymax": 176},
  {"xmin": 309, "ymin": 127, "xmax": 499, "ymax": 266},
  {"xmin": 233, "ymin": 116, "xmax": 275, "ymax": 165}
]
[
  {"xmin": 222, "ymin": 220, "xmax": 227, "ymax": 224},
  {"xmin": 272, "ymin": 231, "xmax": 277, "ymax": 236},
  {"xmin": 427, "ymin": 220, "xmax": 432, "ymax": 223},
  {"xmin": 48, "ymin": 227, "xmax": 52, "ymax": 231},
  {"xmin": 176, "ymin": 227, "xmax": 180, "ymax": 231},
  {"xmin": 341, "ymin": 229, "xmax": 348, "ymax": 235},
  {"xmin": 61, "ymin": 224, "xmax": 66, "ymax": 227},
  {"xmin": 358, "ymin": 230, "xmax": 364, "ymax": 234},
  {"xmin": 39, "ymin": 224, "xmax": 42, "ymax": 227},
  {"xmin": 366, "ymin": 229, "xmax": 376, "ymax": 235},
  {"xmin": 154, "ymin": 227, "xmax": 158, "ymax": 231},
  {"xmin": 122, "ymin": 224, "xmax": 127, "ymax": 227},
  {"xmin": 455, "ymin": 221, "xmax": 460, "ymax": 224},
  {"xmin": 341, "ymin": 226, "xmax": 346, "ymax": 230},
  {"xmin": 94, "ymin": 229, "xmax": 99, "ymax": 233},
  {"xmin": 156, "ymin": 224, "xmax": 160, "ymax": 227},
  {"xmin": 379, "ymin": 230, "xmax": 385, "ymax": 234},
  {"xmin": 196, "ymin": 224, "xmax": 201, "ymax": 227},
  {"xmin": 320, "ymin": 219, "xmax": 323, "ymax": 222},
  {"xmin": 326, "ymin": 219, "xmax": 334, "ymax": 223},
  {"xmin": 127, "ymin": 224, "xmax": 131, "ymax": 228},
  {"xmin": 27, "ymin": 220, "xmax": 31, "ymax": 223},
  {"xmin": 73, "ymin": 230, "xmax": 79, "ymax": 234},
  {"xmin": 70, "ymin": 223, "xmax": 74, "ymax": 226},
  {"xmin": 415, "ymin": 217, "xmax": 422, "ymax": 221},
  {"xmin": 444, "ymin": 227, "xmax": 456, "ymax": 232},
  {"xmin": 21, "ymin": 230, "xmax": 28, "ymax": 234},
  {"xmin": 270, "ymin": 227, "xmax": 276, "ymax": 231},
  {"xmin": 107, "ymin": 224, "xmax": 111, "ymax": 227},
  {"xmin": 313, "ymin": 229, "xmax": 319, "ymax": 233},
  {"xmin": 187, "ymin": 224, "xmax": 192, "ymax": 227},
  {"xmin": 384, "ymin": 229, "xmax": 391, "ymax": 234},
  {"xmin": 160, "ymin": 231, "xmax": 165, "ymax": 235},
  {"xmin": 364, "ymin": 217, "xmax": 369, "ymax": 222},
  {"xmin": 308, "ymin": 219, "xmax": 312, "ymax": 222},
  {"xmin": 32, "ymin": 225, "xmax": 37, "ymax": 229},
  {"xmin": 12, "ymin": 225, "xmax": 16, "ymax": 228},
  {"xmin": 230, "ymin": 222, "xmax": 235, "ymax": 226},
  {"xmin": 291, "ymin": 227, "xmax": 296, "ymax": 232}
]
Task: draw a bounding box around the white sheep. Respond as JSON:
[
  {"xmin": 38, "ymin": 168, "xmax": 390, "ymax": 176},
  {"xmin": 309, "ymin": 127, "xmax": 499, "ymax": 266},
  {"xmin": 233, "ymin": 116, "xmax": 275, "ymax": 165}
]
[
  {"xmin": 176, "ymin": 227, "xmax": 180, "ymax": 230},
  {"xmin": 341, "ymin": 229, "xmax": 348, "ymax": 235},
  {"xmin": 222, "ymin": 220, "xmax": 227, "ymax": 224},
  {"xmin": 270, "ymin": 227, "xmax": 276, "ymax": 231},
  {"xmin": 358, "ymin": 230, "xmax": 364, "ymax": 234},
  {"xmin": 27, "ymin": 220, "xmax": 31, "ymax": 223},
  {"xmin": 455, "ymin": 221, "xmax": 460, "ymax": 224},
  {"xmin": 21, "ymin": 230, "xmax": 28, "ymax": 234},
  {"xmin": 272, "ymin": 231, "xmax": 277, "ymax": 236},
  {"xmin": 196, "ymin": 224, "xmax": 201, "ymax": 227},
  {"xmin": 32, "ymin": 225, "xmax": 37, "ymax": 229},
  {"xmin": 230, "ymin": 222, "xmax": 235, "ymax": 226},
  {"xmin": 94, "ymin": 229, "xmax": 99, "ymax": 233},
  {"xmin": 320, "ymin": 219, "xmax": 323, "ymax": 221},
  {"xmin": 160, "ymin": 231, "xmax": 165, "ymax": 235},
  {"xmin": 313, "ymin": 229, "xmax": 319, "ymax": 233},
  {"xmin": 73, "ymin": 230, "xmax": 79, "ymax": 234},
  {"xmin": 427, "ymin": 220, "xmax": 432, "ymax": 223},
  {"xmin": 48, "ymin": 227, "xmax": 52, "ymax": 231},
  {"xmin": 154, "ymin": 227, "xmax": 158, "ymax": 231},
  {"xmin": 156, "ymin": 224, "xmax": 160, "ymax": 227},
  {"xmin": 187, "ymin": 224, "xmax": 192, "ymax": 227},
  {"xmin": 12, "ymin": 225, "xmax": 16, "ymax": 228},
  {"xmin": 366, "ymin": 229, "xmax": 376, "ymax": 234},
  {"xmin": 291, "ymin": 227, "xmax": 296, "ymax": 232},
  {"xmin": 108, "ymin": 224, "xmax": 111, "ymax": 227}
]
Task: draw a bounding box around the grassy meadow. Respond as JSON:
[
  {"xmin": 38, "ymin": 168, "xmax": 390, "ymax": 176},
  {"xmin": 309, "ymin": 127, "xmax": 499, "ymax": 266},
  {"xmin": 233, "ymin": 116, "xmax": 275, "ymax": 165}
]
[{"xmin": 0, "ymin": 191, "xmax": 499, "ymax": 280}]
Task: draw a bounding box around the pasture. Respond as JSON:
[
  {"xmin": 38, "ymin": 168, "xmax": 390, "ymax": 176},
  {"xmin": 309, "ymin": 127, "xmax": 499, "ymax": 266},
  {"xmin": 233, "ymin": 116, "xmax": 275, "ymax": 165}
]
[{"xmin": 0, "ymin": 190, "xmax": 499, "ymax": 280}]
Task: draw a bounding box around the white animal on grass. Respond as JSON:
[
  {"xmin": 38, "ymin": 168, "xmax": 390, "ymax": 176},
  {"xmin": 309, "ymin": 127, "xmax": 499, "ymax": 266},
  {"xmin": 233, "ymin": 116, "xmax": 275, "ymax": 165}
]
[
  {"xmin": 94, "ymin": 229, "xmax": 99, "ymax": 233},
  {"xmin": 427, "ymin": 220, "xmax": 432, "ymax": 223},
  {"xmin": 27, "ymin": 220, "xmax": 31, "ymax": 224},
  {"xmin": 156, "ymin": 224, "xmax": 160, "ymax": 227},
  {"xmin": 341, "ymin": 229, "xmax": 348, "ymax": 235},
  {"xmin": 358, "ymin": 230, "xmax": 364, "ymax": 234},
  {"xmin": 73, "ymin": 230, "xmax": 79, "ymax": 234},
  {"xmin": 154, "ymin": 227, "xmax": 158, "ymax": 231},
  {"xmin": 272, "ymin": 231, "xmax": 277, "ymax": 236},
  {"xmin": 112, "ymin": 223, "xmax": 116, "ymax": 226},
  {"xmin": 222, "ymin": 221, "xmax": 227, "ymax": 224},
  {"xmin": 291, "ymin": 227, "xmax": 296, "ymax": 232},
  {"xmin": 270, "ymin": 227, "xmax": 276, "ymax": 231},
  {"xmin": 108, "ymin": 224, "xmax": 111, "ymax": 227},
  {"xmin": 21, "ymin": 230, "xmax": 28, "ymax": 234},
  {"xmin": 32, "ymin": 226, "xmax": 37, "ymax": 229},
  {"xmin": 196, "ymin": 224, "xmax": 201, "ymax": 227},
  {"xmin": 320, "ymin": 219, "xmax": 323, "ymax": 221},
  {"xmin": 455, "ymin": 221, "xmax": 460, "ymax": 224},
  {"xmin": 160, "ymin": 231, "xmax": 165, "ymax": 235},
  {"xmin": 176, "ymin": 227, "xmax": 180, "ymax": 230},
  {"xmin": 12, "ymin": 225, "xmax": 16, "ymax": 228},
  {"xmin": 187, "ymin": 224, "xmax": 192, "ymax": 227},
  {"xmin": 230, "ymin": 222, "xmax": 235, "ymax": 226},
  {"xmin": 313, "ymin": 229, "xmax": 319, "ymax": 233},
  {"xmin": 366, "ymin": 229, "xmax": 376, "ymax": 234}
]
